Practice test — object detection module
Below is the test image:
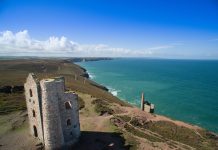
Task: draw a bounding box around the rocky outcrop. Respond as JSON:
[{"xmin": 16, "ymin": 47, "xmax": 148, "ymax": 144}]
[
  {"xmin": 80, "ymin": 72, "xmax": 89, "ymax": 78},
  {"xmin": 12, "ymin": 86, "xmax": 24, "ymax": 93},
  {"xmin": 90, "ymin": 83, "xmax": 109, "ymax": 91},
  {"xmin": 0, "ymin": 85, "xmax": 24, "ymax": 94},
  {"xmin": 0, "ymin": 86, "xmax": 12, "ymax": 93}
]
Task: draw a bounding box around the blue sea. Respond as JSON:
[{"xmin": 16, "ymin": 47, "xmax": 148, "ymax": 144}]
[{"xmin": 77, "ymin": 58, "xmax": 218, "ymax": 133}]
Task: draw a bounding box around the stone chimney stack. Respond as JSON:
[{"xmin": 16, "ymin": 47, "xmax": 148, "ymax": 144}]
[{"xmin": 141, "ymin": 92, "xmax": 144, "ymax": 111}]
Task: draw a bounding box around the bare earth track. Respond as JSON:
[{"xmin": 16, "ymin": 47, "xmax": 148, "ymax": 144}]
[{"xmin": 0, "ymin": 58, "xmax": 217, "ymax": 150}]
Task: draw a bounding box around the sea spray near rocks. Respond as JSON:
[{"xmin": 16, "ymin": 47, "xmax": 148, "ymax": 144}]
[
  {"xmin": 86, "ymin": 71, "xmax": 95, "ymax": 79},
  {"xmin": 108, "ymin": 86, "xmax": 121, "ymax": 96},
  {"xmin": 77, "ymin": 58, "xmax": 218, "ymax": 133}
]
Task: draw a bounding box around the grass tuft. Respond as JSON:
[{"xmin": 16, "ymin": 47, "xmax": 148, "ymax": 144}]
[{"xmin": 92, "ymin": 99, "xmax": 114, "ymax": 115}]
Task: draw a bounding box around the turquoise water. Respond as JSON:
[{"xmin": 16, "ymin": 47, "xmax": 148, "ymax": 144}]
[{"xmin": 77, "ymin": 58, "xmax": 218, "ymax": 133}]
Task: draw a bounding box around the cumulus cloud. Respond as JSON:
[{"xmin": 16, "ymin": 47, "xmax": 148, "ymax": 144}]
[
  {"xmin": 0, "ymin": 30, "xmax": 78, "ymax": 53},
  {"xmin": 0, "ymin": 30, "xmax": 175, "ymax": 57}
]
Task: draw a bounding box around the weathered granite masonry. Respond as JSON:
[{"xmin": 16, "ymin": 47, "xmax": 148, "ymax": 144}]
[{"xmin": 24, "ymin": 73, "xmax": 80, "ymax": 150}]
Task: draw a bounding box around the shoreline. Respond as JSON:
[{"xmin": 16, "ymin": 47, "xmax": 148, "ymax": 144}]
[
  {"xmin": 1, "ymin": 57, "xmax": 217, "ymax": 134},
  {"xmin": 78, "ymin": 64, "xmax": 122, "ymax": 97},
  {"xmin": 0, "ymin": 58, "xmax": 217, "ymax": 149},
  {"xmin": 76, "ymin": 61, "xmax": 218, "ymax": 134}
]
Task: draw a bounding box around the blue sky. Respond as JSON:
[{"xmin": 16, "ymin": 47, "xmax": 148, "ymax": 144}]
[{"xmin": 0, "ymin": 0, "xmax": 218, "ymax": 58}]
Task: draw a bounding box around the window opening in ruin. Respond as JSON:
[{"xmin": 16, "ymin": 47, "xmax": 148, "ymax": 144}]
[
  {"xmin": 32, "ymin": 110, "xmax": 36, "ymax": 117},
  {"xmin": 65, "ymin": 101, "xmax": 72, "ymax": 109},
  {"xmin": 33, "ymin": 125, "xmax": 38, "ymax": 137},
  {"xmin": 67, "ymin": 119, "xmax": 71, "ymax": 126},
  {"xmin": 29, "ymin": 89, "xmax": 33, "ymax": 97}
]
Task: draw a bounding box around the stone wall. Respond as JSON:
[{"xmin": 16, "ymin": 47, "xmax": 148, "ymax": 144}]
[
  {"xmin": 59, "ymin": 92, "xmax": 80, "ymax": 145},
  {"xmin": 40, "ymin": 78, "xmax": 65, "ymax": 150},
  {"xmin": 24, "ymin": 74, "xmax": 44, "ymax": 142},
  {"xmin": 25, "ymin": 74, "xmax": 80, "ymax": 149}
]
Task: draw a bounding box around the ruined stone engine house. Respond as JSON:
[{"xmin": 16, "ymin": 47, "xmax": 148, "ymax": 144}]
[{"xmin": 24, "ymin": 73, "xmax": 80, "ymax": 149}]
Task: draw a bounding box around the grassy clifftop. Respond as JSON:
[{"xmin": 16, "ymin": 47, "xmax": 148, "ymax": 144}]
[
  {"xmin": 0, "ymin": 59, "xmax": 129, "ymax": 114},
  {"xmin": 0, "ymin": 58, "xmax": 217, "ymax": 150}
]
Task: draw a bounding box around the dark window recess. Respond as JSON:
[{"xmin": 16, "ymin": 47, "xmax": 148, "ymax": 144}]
[
  {"xmin": 33, "ymin": 125, "xmax": 38, "ymax": 137},
  {"xmin": 67, "ymin": 119, "xmax": 71, "ymax": 126},
  {"xmin": 29, "ymin": 89, "xmax": 33, "ymax": 97},
  {"xmin": 65, "ymin": 101, "xmax": 72, "ymax": 109},
  {"xmin": 33, "ymin": 101, "xmax": 35, "ymax": 104},
  {"xmin": 32, "ymin": 110, "xmax": 36, "ymax": 117}
]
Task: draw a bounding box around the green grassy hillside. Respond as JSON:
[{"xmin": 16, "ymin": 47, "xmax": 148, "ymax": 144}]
[
  {"xmin": 0, "ymin": 59, "xmax": 129, "ymax": 114},
  {"xmin": 0, "ymin": 58, "xmax": 217, "ymax": 150}
]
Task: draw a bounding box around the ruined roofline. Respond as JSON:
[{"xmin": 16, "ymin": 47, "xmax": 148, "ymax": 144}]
[
  {"xmin": 27, "ymin": 73, "xmax": 40, "ymax": 84},
  {"xmin": 27, "ymin": 73, "xmax": 77, "ymax": 95},
  {"xmin": 27, "ymin": 73, "xmax": 65, "ymax": 84}
]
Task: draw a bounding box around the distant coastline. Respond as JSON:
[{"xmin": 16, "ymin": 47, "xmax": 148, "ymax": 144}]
[
  {"xmin": 0, "ymin": 57, "xmax": 217, "ymax": 150},
  {"xmin": 0, "ymin": 56, "xmax": 114, "ymax": 61},
  {"xmin": 77, "ymin": 58, "xmax": 218, "ymax": 134},
  {"xmin": 67, "ymin": 57, "xmax": 113, "ymax": 62}
]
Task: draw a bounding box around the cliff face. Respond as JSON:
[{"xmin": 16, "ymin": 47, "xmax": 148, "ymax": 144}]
[
  {"xmin": 67, "ymin": 57, "xmax": 113, "ymax": 63},
  {"xmin": 0, "ymin": 58, "xmax": 217, "ymax": 150},
  {"xmin": 80, "ymin": 72, "xmax": 89, "ymax": 78}
]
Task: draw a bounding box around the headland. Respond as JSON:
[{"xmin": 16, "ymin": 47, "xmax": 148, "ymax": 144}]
[{"xmin": 0, "ymin": 58, "xmax": 217, "ymax": 150}]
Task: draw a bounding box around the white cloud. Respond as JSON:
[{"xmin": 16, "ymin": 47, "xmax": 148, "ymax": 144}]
[
  {"xmin": 0, "ymin": 30, "xmax": 156, "ymax": 57},
  {"xmin": 0, "ymin": 30, "xmax": 179, "ymax": 57},
  {"xmin": 0, "ymin": 30, "xmax": 78, "ymax": 53}
]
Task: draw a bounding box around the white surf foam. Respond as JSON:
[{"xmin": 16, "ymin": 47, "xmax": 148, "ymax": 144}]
[
  {"xmin": 108, "ymin": 87, "xmax": 121, "ymax": 96},
  {"xmin": 87, "ymin": 71, "xmax": 95, "ymax": 79}
]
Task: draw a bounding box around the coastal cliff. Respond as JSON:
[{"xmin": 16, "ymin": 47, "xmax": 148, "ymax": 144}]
[
  {"xmin": 0, "ymin": 58, "xmax": 217, "ymax": 150},
  {"xmin": 67, "ymin": 57, "xmax": 113, "ymax": 62}
]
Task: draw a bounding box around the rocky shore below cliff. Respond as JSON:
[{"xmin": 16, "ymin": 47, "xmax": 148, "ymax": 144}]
[{"xmin": 0, "ymin": 58, "xmax": 217, "ymax": 150}]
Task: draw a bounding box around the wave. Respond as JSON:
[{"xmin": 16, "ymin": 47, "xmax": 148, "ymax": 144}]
[
  {"xmin": 86, "ymin": 71, "xmax": 96, "ymax": 79},
  {"xmin": 108, "ymin": 87, "xmax": 121, "ymax": 96}
]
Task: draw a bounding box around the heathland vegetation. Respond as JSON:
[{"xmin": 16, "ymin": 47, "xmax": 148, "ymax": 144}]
[{"xmin": 0, "ymin": 58, "xmax": 217, "ymax": 150}]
